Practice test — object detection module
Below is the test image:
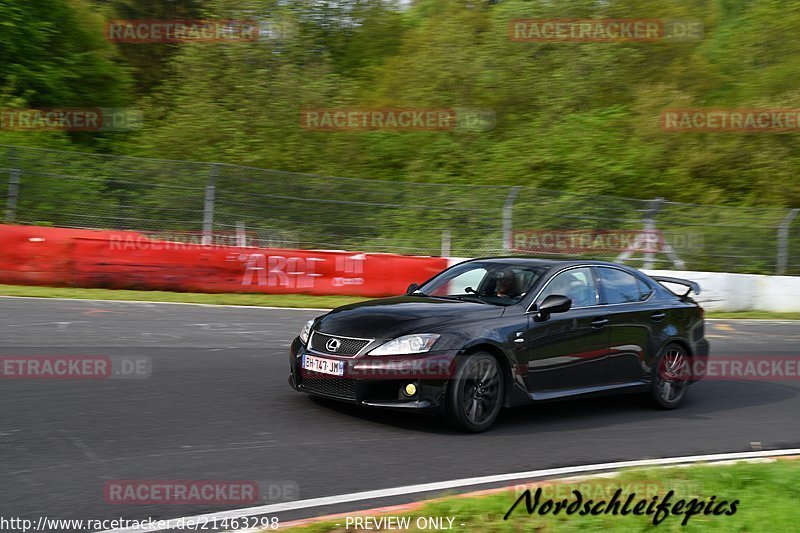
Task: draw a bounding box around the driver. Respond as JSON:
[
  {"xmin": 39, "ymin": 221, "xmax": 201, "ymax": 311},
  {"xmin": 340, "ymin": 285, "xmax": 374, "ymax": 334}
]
[{"xmin": 494, "ymin": 269, "xmax": 519, "ymax": 298}]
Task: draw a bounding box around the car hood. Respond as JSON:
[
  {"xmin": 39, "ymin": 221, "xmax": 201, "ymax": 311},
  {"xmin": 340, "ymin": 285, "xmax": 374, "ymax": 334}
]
[{"xmin": 313, "ymin": 296, "xmax": 505, "ymax": 339}]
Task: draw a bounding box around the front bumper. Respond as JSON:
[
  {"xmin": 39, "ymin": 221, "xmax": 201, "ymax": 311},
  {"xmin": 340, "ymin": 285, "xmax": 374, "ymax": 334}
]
[{"xmin": 288, "ymin": 337, "xmax": 456, "ymax": 413}]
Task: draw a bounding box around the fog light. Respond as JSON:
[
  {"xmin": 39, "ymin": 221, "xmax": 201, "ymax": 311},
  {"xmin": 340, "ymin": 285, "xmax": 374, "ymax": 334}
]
[{"xmin": 403, "ymin": 383, "xmax": 417, "ymax": 397}]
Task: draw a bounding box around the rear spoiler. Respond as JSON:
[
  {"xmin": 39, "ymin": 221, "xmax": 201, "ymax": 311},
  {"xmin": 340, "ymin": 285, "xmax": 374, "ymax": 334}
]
[{"xmin": 650, "ymin": 276, "xmax": 701, "ymax": 297}]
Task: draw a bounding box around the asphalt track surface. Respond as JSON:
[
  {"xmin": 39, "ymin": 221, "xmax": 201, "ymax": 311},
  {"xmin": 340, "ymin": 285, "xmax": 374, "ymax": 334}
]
[{"xmin": 2, "ymin": 297, "xmax": 800, "ymax": 530}]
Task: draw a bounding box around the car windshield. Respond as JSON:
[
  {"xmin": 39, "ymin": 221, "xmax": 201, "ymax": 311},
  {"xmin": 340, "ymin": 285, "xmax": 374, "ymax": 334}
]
[{"xmin": 415, "ymin": 262, "xmax": 545, "ymax": 306}]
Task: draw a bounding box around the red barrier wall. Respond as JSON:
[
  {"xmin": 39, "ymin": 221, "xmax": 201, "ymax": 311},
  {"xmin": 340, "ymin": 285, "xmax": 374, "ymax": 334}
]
[{"xmin": 0, "ymin": 225, "xmax": 448, "ymax": 297}]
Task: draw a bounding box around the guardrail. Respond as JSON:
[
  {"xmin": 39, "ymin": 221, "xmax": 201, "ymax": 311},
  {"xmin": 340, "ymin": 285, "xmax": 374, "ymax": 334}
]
[
  {"xmin": 0, "ymin": 225, "xmax": 446, "ymax": 297},
  {"xmin": 643, "ymin": 269, "xmax": 800, "ymax": 313},
  {"xmin": 3, "ymin": 222, "xmax": 798, "ymax": 310}
]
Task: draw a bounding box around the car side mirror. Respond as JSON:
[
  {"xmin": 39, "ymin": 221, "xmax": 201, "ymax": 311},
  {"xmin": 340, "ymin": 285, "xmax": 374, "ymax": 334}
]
[
  {"xmin": 534, "ymin": 294, "xmax": 571, "ymax": 321},
  {"xmin": 406, "ymin": 283, "xmax": 419, "ymax": 295}
]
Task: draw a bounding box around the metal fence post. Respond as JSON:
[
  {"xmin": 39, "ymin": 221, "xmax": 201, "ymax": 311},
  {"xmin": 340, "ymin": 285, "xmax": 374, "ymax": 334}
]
[
  {"xmin": 236, "ymin": 221, "xmax": 247, "ymax": 247},
  {"xmin": 643, "ymin": 197, "xmax": 664, "ymax": 269},
  {"xmin": 4, "ymin": 146, "xmax": 21, "ymax": 223},
  {"xmin": 776, "ymin": 208, "xmax": 799, "ymax": 275},
  {"xmin": 502, "ymin": 186, "xmax": 521, "ymax": 253},
  {"xmin": 441, "ymin": 229, "xmax": 451, "ymax": 258},
  {"xmin": 202, "ymin": 164, "xmax": 219, "ymax": 246}
]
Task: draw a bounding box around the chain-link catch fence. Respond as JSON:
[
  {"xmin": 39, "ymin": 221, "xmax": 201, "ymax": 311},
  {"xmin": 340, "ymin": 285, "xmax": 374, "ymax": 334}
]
[{"xmin": 1, "ymin": 144, "xmax": 798, "ymax": 275}]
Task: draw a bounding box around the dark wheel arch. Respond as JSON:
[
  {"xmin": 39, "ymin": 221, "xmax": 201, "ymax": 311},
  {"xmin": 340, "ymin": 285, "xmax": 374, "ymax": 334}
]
[{"xmin": 459, "ymin": 342, "xmax": 515, "ymax": 407}]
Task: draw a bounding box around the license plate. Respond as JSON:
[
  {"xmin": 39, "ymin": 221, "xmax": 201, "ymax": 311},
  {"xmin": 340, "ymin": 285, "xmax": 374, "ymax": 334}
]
[{"xmin": 302, "ymin": 354, "xmax": 345, "ymax": 376}]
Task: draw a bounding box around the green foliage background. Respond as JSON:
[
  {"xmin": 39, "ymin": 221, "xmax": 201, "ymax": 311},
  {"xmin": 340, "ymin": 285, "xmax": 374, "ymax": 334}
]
[{"xmin": 4, "ymin": 0, "xmax": 800, "ymax": 205}]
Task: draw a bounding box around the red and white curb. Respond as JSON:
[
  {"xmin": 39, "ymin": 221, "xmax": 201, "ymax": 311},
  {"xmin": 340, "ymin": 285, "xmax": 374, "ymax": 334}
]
[{"xmin": 98, "ymin": 448, "xmax": 800, "ymax": 532}]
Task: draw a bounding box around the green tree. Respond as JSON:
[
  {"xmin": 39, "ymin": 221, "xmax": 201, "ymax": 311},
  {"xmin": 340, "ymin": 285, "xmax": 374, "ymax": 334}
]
[
  {"xmin": 100, "ymin": 0, "xmax": 208, "ymax": 95},
  {"xmin": 0, "ymin": 0, "xmax": 131, "ymax": 148},
  {"xmin": 0, "ymin": 0, "xmax": 129, "ymax": 107}
]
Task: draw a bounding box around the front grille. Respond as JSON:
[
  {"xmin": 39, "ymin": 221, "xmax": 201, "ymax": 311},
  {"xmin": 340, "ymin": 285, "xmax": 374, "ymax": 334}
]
[
  {"xmin": 301, "ymin": 374, "xmax": 356, "ymax": 401},
  {"xmin": 310, "ymin": 331, "xmax": 371, "ymax": 356}
]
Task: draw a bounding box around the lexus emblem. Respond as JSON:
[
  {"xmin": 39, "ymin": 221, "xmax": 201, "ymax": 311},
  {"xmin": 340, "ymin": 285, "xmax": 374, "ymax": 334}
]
[{"xmin": 325, "ymin": 338, "xmax": 342, "ymax": 353}]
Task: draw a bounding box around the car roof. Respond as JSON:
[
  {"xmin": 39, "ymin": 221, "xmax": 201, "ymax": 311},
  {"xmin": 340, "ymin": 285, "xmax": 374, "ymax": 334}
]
[{"xmin": 464, "ymin": 256, "xmax": 632, "ymax": 270}]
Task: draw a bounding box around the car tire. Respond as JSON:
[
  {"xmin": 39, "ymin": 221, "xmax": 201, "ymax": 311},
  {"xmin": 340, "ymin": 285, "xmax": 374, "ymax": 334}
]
[
  {"xmin": 649, "ymin": 343, "xmax": 690, "ymax": 409},
  {"xmin": 445, "ymin": 353, "xmax": 504, "ymax": 433}
]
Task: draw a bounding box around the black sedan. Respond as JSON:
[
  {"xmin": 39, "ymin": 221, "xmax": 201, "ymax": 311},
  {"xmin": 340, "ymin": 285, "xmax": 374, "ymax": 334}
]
[{"xmin": 289, "ymin": 258, "xmax": 709, "ymax": 432}]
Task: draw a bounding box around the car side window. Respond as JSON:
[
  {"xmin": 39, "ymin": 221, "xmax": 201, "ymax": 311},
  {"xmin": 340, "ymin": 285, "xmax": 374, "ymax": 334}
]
[
  {"xmin": 538, "ymin": 267, "xmax": 598, "ymax": 308},
  {"xmin": 599, "ymin": 267, "xmax": 649, "ymax": 304},
  {"xmin": 637, "ymin": 278, "xmax": 654, "ymax": 301}
]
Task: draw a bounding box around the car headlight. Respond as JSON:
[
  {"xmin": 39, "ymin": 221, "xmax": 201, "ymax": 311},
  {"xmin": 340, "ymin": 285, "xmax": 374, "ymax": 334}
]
[
  {"xmin": 299, "ymin": 319, "xmax": 314, "ymax": 344},
  {"xmin": 368, "ymin": 334, "xmax": 441, "ymax": 356}
]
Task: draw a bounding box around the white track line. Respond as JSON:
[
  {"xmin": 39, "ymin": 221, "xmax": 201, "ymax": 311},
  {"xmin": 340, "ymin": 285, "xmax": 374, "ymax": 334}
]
[
  {"xmin": 0, "ymin": 295, "xmax": 330, "ymax": 311},
  {"xmin": 99, "ymin": 448, "xmax": 800, "ymax": 532}
]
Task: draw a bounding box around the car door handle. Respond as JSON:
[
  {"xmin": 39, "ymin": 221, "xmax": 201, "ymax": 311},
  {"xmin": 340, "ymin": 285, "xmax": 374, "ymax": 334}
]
[
  {"xmin": 591, "ymin": 318, "xmax": 609, "ymax": 328},
  {"xmin": 651, "ymin": 311, "xmax": 666, "ymax": 322}
]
